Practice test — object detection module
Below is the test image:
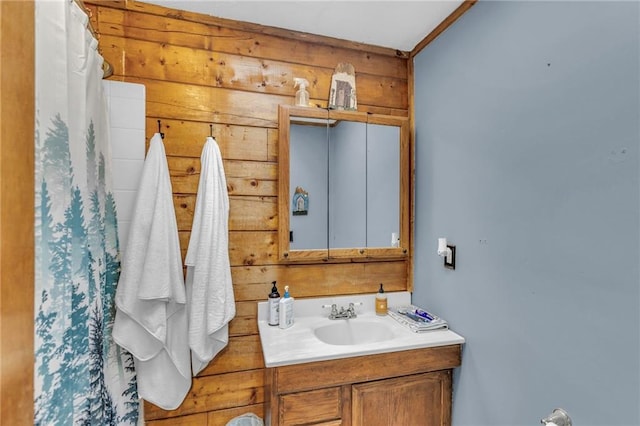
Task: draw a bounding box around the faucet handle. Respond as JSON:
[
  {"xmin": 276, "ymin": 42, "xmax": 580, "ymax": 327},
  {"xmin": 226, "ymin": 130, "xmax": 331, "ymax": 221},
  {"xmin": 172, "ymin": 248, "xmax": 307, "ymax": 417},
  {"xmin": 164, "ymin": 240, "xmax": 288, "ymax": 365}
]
[
  {"xmin": 346, "ymin": 302, "xmax": 361, "ymax": 318},
  {"xmin": 322, "ymin": 303, "xmax": 338, "ymax": 313},
  {"xmin": 322, "ymin": 303, "xmax": 339, "ymax": 319}
]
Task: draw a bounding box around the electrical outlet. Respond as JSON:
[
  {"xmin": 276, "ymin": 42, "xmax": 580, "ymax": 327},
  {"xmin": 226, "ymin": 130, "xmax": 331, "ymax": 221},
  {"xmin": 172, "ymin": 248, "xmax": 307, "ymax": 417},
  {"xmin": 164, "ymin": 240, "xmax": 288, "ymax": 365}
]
[{"xmin": 444, "ymin": 244, "xmax": 456, "ymax": 270}]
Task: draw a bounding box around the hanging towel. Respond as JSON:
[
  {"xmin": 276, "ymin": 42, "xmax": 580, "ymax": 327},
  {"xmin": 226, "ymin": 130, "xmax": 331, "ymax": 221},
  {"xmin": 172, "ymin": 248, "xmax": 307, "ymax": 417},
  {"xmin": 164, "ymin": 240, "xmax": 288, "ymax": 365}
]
[
  {"xmin": 112, "ymin": 133, "xmax": 191, "ymax": 410},
  {"xmin": 185, "ymin": 136, "xmax": 235, "ymax": 375}
]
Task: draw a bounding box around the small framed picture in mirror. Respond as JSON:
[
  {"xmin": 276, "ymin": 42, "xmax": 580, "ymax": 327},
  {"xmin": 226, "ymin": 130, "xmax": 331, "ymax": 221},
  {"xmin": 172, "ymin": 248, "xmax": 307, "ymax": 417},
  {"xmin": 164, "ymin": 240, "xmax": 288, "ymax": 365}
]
[
  {"xmin": 329, "ymin": 63, "xmax": 357, "ymax": 111},
  {"xmin": 292, "ymin": 186, "xmax": 309, "ymax": 216}
]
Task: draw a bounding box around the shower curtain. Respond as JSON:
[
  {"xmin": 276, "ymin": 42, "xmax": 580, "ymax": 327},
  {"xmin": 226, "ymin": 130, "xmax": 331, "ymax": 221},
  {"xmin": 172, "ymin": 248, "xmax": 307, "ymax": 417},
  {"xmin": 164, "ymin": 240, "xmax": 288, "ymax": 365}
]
[{"xmin": 34, "ymin": 1, "xmax": 138, "ymax": 424}]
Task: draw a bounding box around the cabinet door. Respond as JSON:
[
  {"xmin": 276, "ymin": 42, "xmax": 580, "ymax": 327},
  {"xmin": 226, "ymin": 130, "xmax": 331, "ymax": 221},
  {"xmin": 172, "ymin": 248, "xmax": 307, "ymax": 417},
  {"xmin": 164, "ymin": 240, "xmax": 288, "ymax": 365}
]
[{"xmin": 351, "ymin": 371, "xmax": 451, "ymax": 426}]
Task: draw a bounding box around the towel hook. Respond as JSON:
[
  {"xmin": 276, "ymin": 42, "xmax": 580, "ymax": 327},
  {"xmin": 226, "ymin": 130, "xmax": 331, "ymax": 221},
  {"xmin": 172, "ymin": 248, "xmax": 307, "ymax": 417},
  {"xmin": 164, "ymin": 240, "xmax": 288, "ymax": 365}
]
[
  {"xmin": 157, "ymin": 119, "xmax": 164, "ymax": 139},
  {"xmin": 209, "ymin": 124, "xmax": 213, "ymax": 137}
]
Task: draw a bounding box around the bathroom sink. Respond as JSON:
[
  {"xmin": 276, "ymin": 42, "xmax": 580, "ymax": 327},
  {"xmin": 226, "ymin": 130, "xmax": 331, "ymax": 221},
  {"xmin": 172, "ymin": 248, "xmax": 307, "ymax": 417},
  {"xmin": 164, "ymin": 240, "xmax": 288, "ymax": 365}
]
[
  {"xmin": 257, "ymin": 292, "xmax": 465, "ymax": 367},
  {"xmin": 314, "ymin": 320, "xmax": 395, "ymax": 346}
]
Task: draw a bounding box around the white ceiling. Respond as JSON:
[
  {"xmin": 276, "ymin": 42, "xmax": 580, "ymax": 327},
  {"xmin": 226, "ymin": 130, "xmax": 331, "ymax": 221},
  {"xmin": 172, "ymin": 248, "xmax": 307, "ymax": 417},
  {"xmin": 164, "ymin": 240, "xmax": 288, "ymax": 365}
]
[{"xmin": 142, "ymin": 1, "xmax": 464, "ymax": 52}]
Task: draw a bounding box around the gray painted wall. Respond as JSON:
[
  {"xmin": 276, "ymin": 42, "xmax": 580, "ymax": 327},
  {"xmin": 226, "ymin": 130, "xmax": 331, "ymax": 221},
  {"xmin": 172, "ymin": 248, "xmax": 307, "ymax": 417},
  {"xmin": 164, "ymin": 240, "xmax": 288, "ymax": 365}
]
[{"xmin": 412, "ymin": 2, "xmax": 639, "ymax": 425}]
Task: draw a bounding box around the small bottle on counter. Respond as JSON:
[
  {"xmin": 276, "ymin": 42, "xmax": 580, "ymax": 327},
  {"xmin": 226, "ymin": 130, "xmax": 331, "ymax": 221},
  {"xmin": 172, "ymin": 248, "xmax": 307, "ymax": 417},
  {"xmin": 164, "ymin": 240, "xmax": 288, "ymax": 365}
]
[
  {"xmin": 278, "ymin": 286, "xmax": 295, "ymax": 329},
  {"xmin": 375, "ymin": 283, "xmax": 387, "ymax": 316},
  {"xmin": 268, "ymin": 281, "xmax": 280, "ymax": 326}
]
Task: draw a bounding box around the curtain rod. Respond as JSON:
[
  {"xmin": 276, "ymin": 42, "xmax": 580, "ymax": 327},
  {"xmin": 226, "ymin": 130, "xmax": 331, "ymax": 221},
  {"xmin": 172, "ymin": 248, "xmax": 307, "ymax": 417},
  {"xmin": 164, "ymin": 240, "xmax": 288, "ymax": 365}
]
[{"xmin": 72, "ymin": 0, "xmax": 113, "ymax": 78}]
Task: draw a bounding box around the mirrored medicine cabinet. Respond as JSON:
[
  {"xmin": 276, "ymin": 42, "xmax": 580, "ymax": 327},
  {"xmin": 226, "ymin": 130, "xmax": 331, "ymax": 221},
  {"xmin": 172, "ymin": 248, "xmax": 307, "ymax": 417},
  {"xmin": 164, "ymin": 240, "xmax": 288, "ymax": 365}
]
[{"xmin": 278, "ymin": 105, "xmax": 410, "ymax": 262}]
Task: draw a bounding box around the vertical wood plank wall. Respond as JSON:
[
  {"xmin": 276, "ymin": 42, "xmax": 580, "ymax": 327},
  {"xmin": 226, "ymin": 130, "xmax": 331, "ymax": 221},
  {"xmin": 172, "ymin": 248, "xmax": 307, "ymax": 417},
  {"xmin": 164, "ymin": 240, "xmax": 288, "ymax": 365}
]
[
  {"xmin": 0, "ymin": 2, "xmax": 35, "ymax": 425},
  {"xmin": 88, "ymin": 2, "xmax": 410, "ymax": 423}
]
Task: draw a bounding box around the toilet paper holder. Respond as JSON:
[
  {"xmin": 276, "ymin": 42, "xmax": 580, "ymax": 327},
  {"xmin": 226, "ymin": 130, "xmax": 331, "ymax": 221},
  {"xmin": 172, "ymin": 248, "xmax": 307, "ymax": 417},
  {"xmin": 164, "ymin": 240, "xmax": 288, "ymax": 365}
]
[{"xmin": 541, "ymin": 408, "xmax": 571, "ymax": 426}]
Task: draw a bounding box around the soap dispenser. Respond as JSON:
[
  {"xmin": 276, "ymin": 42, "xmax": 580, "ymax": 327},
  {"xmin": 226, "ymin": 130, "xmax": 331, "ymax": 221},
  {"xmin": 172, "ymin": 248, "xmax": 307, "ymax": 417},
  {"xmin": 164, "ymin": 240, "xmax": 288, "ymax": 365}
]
[
  {"xmin": 278, "ymin": 286, "xmax": 295, "ymax": 329},
  {"xmin": 375, "ymin": 283, "xmax": 387, "ymax": 316},
  {"xmin": 268, "ymin": 281, "xmax": 280, "ymax": 326}
]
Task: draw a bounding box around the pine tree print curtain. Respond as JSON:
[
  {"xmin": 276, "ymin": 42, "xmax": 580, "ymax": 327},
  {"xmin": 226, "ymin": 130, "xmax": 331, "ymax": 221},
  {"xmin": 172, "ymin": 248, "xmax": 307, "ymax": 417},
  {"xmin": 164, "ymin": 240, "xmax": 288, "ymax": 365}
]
[{"xmin": 34, "ymin": 1, "xmax": 138, "ymax": 424}]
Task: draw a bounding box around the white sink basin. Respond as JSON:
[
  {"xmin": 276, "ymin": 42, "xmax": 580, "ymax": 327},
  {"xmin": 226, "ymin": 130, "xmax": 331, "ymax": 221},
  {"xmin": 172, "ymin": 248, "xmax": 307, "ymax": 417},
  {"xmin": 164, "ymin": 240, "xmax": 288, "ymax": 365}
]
[{"xmin": 314, "ymin": 320, "xmax": 395, "ymax": 345}]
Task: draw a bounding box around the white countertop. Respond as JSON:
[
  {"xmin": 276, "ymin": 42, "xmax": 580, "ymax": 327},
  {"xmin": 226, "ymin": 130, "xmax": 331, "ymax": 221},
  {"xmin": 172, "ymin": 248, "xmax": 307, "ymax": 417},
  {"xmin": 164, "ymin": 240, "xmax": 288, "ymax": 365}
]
[{"xmin": 257, "ymin": 291, "xmax": 465, "ymax": 368}]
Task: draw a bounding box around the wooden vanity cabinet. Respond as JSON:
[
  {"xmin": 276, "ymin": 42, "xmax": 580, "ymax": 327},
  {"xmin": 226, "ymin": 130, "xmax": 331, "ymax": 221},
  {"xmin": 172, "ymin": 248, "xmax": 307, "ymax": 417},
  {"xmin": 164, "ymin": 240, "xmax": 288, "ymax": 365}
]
[{"xmin": 264, "ymin": 344, "xmax": 461, "ymax": 426}]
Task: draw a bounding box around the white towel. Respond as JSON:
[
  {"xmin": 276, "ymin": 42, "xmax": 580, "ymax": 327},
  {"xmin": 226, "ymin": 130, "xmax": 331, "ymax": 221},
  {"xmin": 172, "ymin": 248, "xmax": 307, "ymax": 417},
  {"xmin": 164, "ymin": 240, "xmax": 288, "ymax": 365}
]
[
  {"xmin": 185, "ymin": 136, "xmax": 235, "ymax": 375},
  {"xmin": 112, "ymin": 133, "xmax": 191, "ymax": 410}
]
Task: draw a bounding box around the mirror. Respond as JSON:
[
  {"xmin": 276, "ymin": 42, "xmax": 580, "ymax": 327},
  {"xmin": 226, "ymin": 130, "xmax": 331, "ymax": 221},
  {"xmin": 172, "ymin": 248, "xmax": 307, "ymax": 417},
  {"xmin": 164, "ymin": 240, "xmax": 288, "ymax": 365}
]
[
  {"xmin": 289, "ymin": 116, "xmax": 328, "ymax": 251},
  {"xmin": 278, "ymin": 105, "xmax": 409, "ymax": 261},
  {"xmin": 328, "ymin": 118, "xmax": 368, "ymax": 249}
]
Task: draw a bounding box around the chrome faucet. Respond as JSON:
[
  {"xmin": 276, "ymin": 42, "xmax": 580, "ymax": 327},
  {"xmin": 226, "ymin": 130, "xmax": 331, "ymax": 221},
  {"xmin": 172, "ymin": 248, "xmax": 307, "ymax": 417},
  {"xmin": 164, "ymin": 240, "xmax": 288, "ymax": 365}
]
[{"xmin": 322, "ymin": 302, "xmax": 362, "ymax": 320}]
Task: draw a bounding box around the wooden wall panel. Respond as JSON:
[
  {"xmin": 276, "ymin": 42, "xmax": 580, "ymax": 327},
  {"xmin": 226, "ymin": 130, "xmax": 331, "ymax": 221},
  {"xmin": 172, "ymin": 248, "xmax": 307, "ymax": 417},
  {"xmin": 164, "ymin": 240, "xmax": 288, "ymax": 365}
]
[
  {"xmin": 89, "ymin": 0, "xmax": 410, "ymax": 422},
  {"xmin": 267, "ymin": 129, "xmax": 278, "ymax": 162},
  {"xmin": 199, "ymin": 334, "xmax": 264, "ymax": 376},
  {"xmin": 178, "ymin": 230, "xmax": 277, "ymax": 266},
  {"xmin": 229, "ymin": 231, "xmax": 277, "ymax": 266},
  {"xmin": 0, "ymin": 2, "xmax": 35, "ymax": 425},
  {"xmin": 101, "ymin": 35, "xmax": 407, "ymax": 109},
  {"xmin": 228, "ymin": 301, "xmax": 259, "ymax": 337},
  {"xmin": 96, "ymin": 7, "xmax": 407, "ymax": 79},
  {"xmin": 169, "ymin": 157, "xmax": 277, "ymax": 196},
  {"xmin": 174, "ymin": 195, "xmax": 277, "ymax": 231},
  {"xmin": 137, "ymin": 77, "xmax": 287, "ymax": 128},
  {"xmin": 232, "ymin": 262, "xmax": 408, "ymax": 300},
  {"xmin": 144, "ymin": 369, "xmax": 265, "ymax": 420},
  {"xmin": 151, "ymin": 120, "xmax": 270, "ymax": 160}
]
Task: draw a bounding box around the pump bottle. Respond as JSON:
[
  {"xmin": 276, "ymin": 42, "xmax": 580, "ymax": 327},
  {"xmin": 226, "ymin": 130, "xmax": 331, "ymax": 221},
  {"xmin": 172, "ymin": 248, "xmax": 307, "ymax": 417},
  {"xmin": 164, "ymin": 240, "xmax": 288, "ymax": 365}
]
[
  {"xmin": 278, "ymin": 286, "xmax": 295, "ymax": 329},
  {"xmin": 268, "ymin": 281, "xmax": 280, "ymax": 326},
  {"xmin": 375, "ymin": 283, "xmax": 387, "ymax": 315},
  {"xmin": 294, "ymin": 78, "xmax": 310, "ymax": 107}
]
